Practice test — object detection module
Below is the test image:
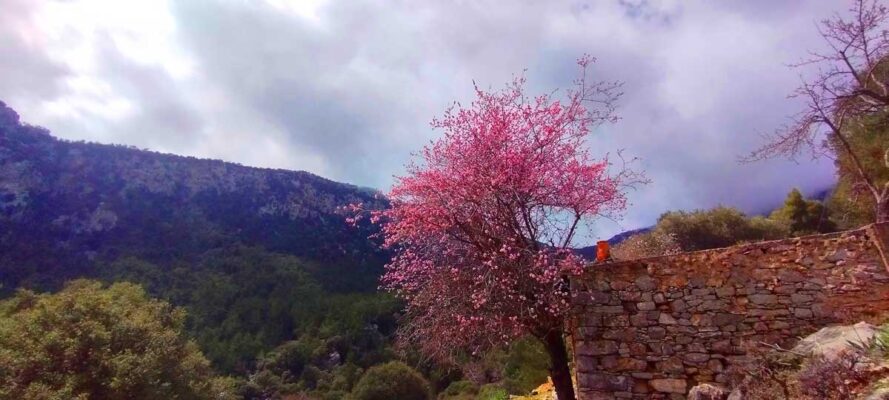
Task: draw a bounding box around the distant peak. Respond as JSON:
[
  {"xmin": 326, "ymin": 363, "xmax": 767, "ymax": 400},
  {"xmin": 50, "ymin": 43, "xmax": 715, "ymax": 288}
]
[{"xmin": 0, "ymin": 100, "xmax": 21, "ymax": 129}]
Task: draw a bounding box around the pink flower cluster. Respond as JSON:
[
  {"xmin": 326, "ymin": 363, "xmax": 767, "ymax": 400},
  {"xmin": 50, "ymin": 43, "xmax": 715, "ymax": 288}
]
[{"xmin": 352, "ymin": 56, "xmax": 633, "ymax": 363}]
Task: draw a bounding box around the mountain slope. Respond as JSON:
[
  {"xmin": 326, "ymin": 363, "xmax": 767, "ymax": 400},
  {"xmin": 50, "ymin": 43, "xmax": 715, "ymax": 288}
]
[{"xmin": 0, "ymin": 101, "xmax": 387, "ymax": 293}]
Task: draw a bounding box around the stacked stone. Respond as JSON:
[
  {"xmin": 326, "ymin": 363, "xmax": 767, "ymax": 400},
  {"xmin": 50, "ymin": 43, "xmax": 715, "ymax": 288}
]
[{"xmin": 570, "ymin": 225, "xmax": 889, "ymax": 400}]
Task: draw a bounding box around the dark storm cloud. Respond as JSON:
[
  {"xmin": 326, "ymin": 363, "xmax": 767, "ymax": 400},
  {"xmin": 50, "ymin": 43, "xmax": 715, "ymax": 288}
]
[{"xmin": 0, "ymin": 0, "xmax": 849, "ymax": 240}]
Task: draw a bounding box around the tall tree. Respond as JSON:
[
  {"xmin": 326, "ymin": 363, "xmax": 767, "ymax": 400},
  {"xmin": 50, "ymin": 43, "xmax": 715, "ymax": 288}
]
[
  {"xmin": 771, "ymin": 188, "xmax": 836, "ymax": 234},
  {"xmin": 746, "ymin": 0, "xmax": 889, "ymax": 222},
  {"xmin": 350, "ymin": 56, "xmax": 643, "ymax": 400},
  {"xmin": 828, "ymin": 110, "xmax": 889, "ymax": 227}
]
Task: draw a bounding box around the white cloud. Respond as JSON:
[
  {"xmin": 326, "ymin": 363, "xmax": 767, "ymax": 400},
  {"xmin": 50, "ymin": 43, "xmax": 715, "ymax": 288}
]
[{"xmin": 0, "ymin": 0, "xmax": 844, "ymax": 242}]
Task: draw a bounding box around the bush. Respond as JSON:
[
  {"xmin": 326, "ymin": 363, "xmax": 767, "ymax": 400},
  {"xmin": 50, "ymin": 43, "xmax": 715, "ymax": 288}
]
[
  {"xmin": 769, "ymin": 188, "xmax": 835, "ymax": 235},
  {"xmin": 728, "ymin": 350, "xmax": 801, "ymax": 400},
  {"xmin": 476, "ymin": 384, "xmax": 508, "ymax": 400},
  {"xmin": 657, "ymin": 207, "xmax": 788, "ymax": 251},
  {"xmin": 351, "ymin": 361, "xmax": 431, "ymax": 400},
  {"xmin": 612, "ymin": 230, "xmax": 680, "ymax": 260},
  {"xmin": 797, "ymin": 352, "xmax": 870, "ymax": 400},
  {"xmin": 437, "ymin": 380, "xmax": 478, "ymax": 400},
  {"xmin": 0, "ymin": 280, "xmax": 237, "ymax": 400},
  {"xmin": 501, "ymin": 338, "xmax": 550, "ymax": 394}
]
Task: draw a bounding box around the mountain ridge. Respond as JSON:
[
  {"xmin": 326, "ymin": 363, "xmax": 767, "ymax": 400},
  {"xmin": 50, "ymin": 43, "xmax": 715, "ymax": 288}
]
[{"xmin": 0, "ymin": 100, "xmax": 388, "ymax": 293}]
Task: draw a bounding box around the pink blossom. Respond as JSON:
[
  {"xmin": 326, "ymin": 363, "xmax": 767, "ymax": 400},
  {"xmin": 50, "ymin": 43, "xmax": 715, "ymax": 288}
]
[{"xmin": 351, "ymin": 55, "xmax": 641, "ymax": 364}]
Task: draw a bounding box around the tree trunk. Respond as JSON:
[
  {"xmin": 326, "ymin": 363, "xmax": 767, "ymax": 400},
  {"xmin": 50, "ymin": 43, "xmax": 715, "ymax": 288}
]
[
  {"xmin": 879, "ymin": 155, "xmax": 889, "ymax": 223},
  {"xmin": 542, "ymin": 329, "xmax": 576, "ymax": 400},
  {"xmin": 877, "ymin": 191, "xmax": 889, "ymax": 223}
]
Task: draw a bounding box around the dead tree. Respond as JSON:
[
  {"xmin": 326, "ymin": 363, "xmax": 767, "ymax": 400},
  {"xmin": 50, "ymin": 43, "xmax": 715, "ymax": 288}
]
[{"xmin": 747, "ymin": 0, "xmax": 889, "ymax": 222}]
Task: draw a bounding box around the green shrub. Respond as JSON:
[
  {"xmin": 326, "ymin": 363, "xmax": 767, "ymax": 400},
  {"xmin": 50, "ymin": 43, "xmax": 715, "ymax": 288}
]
[
  {"xmin": 438, "ymin": 380, "xmax": 478, "ymax": 399},
  {"xmin": 502, "ymin": 337, "xmax": 550, "ymax": 394},
  {"xmin": 0, "ymin": 280, "xmax": 237, "ymax": 400},
  {"xmin": 476, "ymin": 384, "xmax": 508, "ymax": 400},
  {"xmin": 351, "ymin": 361, "xmax": 431, "ymax": 400}
]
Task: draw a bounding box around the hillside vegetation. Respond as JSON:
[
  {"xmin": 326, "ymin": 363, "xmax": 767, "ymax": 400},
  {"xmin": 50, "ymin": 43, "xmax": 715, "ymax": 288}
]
[
  {"xmin": 0, "ymin": 100, "xmax": 386, "ymax": 294},
  {"xmin": 0, "ymin": 101, "xmax": 552, "ymax": 399}
]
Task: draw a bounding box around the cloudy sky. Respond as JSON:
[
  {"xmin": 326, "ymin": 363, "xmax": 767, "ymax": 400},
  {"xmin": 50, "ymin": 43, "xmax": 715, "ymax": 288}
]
[{"xmin": 1, "ymin": 0, "xmax": 846, "ymax": 241}]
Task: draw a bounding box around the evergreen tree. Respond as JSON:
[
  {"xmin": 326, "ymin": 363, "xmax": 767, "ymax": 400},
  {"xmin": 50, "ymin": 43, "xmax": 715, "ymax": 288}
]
[{"xmin": 771, "ymin": 188, "xmax": 835, "ymax": 235}]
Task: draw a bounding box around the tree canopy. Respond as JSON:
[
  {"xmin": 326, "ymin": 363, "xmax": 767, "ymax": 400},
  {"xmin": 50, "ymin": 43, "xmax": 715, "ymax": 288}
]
[
  {"xmin": 770, "ymin": 188, "xmax": 835, "ymax": 235},
  {"xmin": 0, "ymin": 280, "xmax": 237, "ymax": 400},
  {"xmin": 747, "ymin": 0, "xmax": 889, "ymax": 222},
  {"xmin": 350, "ymin": 361, "xmax": 431, "ymax": 400},
  {"xmin": 352, "ymin": 56, "xmax": 642, "ymax": 400}
]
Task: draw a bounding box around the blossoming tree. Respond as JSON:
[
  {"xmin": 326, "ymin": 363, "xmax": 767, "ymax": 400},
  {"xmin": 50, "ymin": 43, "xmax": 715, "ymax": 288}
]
[{"xmin": 351, "ymin": 56, "xmax": 641, "ymax": 400}]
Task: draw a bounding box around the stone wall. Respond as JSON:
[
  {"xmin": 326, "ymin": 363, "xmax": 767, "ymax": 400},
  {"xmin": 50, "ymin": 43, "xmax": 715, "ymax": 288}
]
[{"xmin": 569, "ymin": 224, "xmax": 889, "ymax": 399}]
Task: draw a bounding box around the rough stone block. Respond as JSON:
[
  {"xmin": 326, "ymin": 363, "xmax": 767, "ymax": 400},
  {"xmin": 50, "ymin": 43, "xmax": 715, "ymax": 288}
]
[
  {"xmin": 748, "ymin": 294, "xmax": 777, "ymax": 305},
  {"xmin": 649, "ymin": 378, "xmax": 687, "ymax": 394},
  {"xmin": 635, "ymin": 276, "xmax": 657, "ymax": 290},
  {"xmin": 790, "ymin": 293, "xmax": 814, "ymax": 304},
  {"xmin": 577, "ymin": 340, "xmax": 618, "ymax": 356},
  {"xmin": 613, "ymin": 357, "xmax": 648, "ymax": 372},
  {"xmin": 579, "ymin": 373, "xmax": 631, "ymax": 392},
  {"xmin": 659, "ymin": 313, "xmax": 678, "ymax": 325},
  {"xmin": 683, "ymin": 353, "xmax": 710, "ymax": 364},
  {"xmin": 712, "ymin": 313, "xmax": 743, "ymax": 327}
]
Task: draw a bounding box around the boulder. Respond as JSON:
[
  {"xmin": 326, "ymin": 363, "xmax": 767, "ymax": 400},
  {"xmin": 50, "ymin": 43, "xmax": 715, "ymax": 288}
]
[
  {"xmin": 688, "ymin": 383, "xmax": 730, "ymax": 400},
  {"xmin": 791, "ymin": 321, "xmax": 878, "ymax": 361},
  {"xmin": 726, "ymin": 387, "xmax": 744, "ymax": 400}
]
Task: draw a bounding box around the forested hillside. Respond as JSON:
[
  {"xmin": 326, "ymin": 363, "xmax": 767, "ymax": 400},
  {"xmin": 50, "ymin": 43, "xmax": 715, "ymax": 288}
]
[
  {"xmin": 0, "ymin": 100, "xmax": 387, "ymax": 293},
  {"xmin": 0, "ymin": 100, "xmax": 405, "ymax": 394},
  {"xmin": 0, "ymin": 101, "xmax": 554, "ymax": 399}
]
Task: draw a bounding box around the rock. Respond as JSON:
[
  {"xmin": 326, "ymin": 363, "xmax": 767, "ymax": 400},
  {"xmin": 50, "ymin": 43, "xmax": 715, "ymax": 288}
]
[
  {"xmin": 657, "ymin": 357, "xmax": 685, "ymax": 374},
  {"xmin": 711, "ymin": 340, "xmax": 732, "ymax": 353},
  {"xmin": 684, "ymin": 353, "xmax": 710, "ymax": 364},
  {"xmin": 619, "ymin": 291, "xmax": 642, "ymax": 301},
  {"xmin": 748, "ymin": 294, "xmax": 777, "ymax": 305},
  {"xmin": 713, "ymin": 312, "xmax": 743, "ymax": 326},
  {"xmin": 700, "ymin": 300, "xmax": 725, "ymax": 311},
  {"xmin": 658, "ymin": 313, "xmax": 678, "ymax": 324},
  {"xmin": 707, "ymin": 359, "xmax": 724, "ymax": 372},
  {"xmin": 630, "ymin": 313, "xmax": 654, "ymax": 327},
  {"xmin": 727, "ymin": 387, "xmax": 744, "ymax": 400},
  {"xmin": 791, "ymin": 321, "xmax": 877, "ymax": 361},
  {"xmin": 648, "ymin": 327, "xmax": 667, "ymax": 340},
  {"xmin": 322, "ymin": 350, "xmax": 341, "ymax": 369},
  {"xmin": 579, "ymin": 373, "xmax": 630, "ymax": 391},
  {"xmin": 613, "ymin": 357, "xmax": 648, "ymax": 372},
  {"xmin": 577, "ymin": 340, "xmax": 619, "ymax": 356},
  {"xmin": 790, "ymin": 293, "xmax": 813, "ymax": 303},
  {"xmin": 594, "ymin": 305, "xmax": 626, "ymax": 314},
  {"xmin": 812, "ymin": 303, "xmax": 835, "ymax": 318},
  {"xmin": 635, "ymin": 276, "xmax": 657, "ymax": 290},
  {"xmin": 826, "ymin": 248, "xmax": 848, "ymax": 262},
  {"xmin": 649, "ymin": 378, "xmax": 687, "ymax": 394},
  {"xmin": 688, "ymin": 383, "xmax": 730, "ymax": 400},
  {"xmin": 671, "ymin": 299, "xmax": 688, "ymax": 312},
  {"xmin": 579, "ymin": 290, "xmax": 612, "ymax": 304}
]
